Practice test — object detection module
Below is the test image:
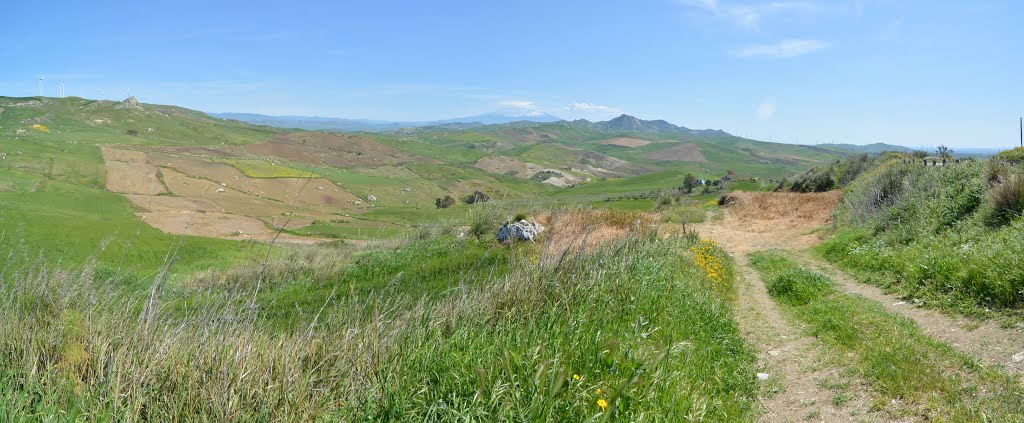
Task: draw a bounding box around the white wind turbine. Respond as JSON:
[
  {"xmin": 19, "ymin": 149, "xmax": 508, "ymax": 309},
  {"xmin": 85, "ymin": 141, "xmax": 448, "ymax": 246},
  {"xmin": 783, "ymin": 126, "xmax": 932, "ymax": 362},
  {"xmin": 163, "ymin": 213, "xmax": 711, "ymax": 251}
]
[
  {"xmin": 37, "ymin": 76, "xmax": 45, "ymax": 97},
  {"xmin": 59, "ymin": 80, "xmax": 65, "ymax": 98}
]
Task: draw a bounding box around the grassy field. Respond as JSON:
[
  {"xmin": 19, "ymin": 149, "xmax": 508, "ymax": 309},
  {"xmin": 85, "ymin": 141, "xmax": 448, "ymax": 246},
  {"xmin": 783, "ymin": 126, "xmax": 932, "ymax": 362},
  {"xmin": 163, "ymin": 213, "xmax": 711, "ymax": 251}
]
[
  {"xmin": 750, "ymin": 251, "xmax": 1024, "ymax": 420},
  {"xmin": 817, "ymin": 156, "xmax": 1024, "ymax": 322},
  {"xmin": 0, "ymin": 207, "xmax": 759, "ymax": 421}
]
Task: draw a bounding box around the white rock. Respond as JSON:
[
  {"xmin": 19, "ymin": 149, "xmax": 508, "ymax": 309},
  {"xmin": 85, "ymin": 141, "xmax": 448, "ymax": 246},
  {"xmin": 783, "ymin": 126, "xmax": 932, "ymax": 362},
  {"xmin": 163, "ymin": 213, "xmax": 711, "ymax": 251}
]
[
  {"xmin": 367, "ymin": 194, "xmax": 377, "ymax": 202},
  {"xmin": 316, "ymin": 186, "xmax": 324, "ymax": 190},
  {"xmin": 497, "ymin": 219, "xmax": 545, "ymax": 244},
  {"xmin": 756, "ymin": 373, "xmax": 770, "ymax": 381},
  {"xmin": 216, "ymin": 187, "xmax": 225, "ymax": 193},
  {"xmin": 1012, "ymin": 352, "xmax": 1024, "ymax": 363}
]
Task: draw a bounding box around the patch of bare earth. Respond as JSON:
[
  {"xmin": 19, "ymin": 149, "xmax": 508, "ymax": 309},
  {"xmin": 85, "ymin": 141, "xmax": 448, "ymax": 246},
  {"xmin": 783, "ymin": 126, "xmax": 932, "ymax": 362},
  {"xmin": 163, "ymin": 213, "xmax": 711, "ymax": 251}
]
[
  {"xmin": 138, "ymin": 210, "xmax": 321, "ymax": 244},
  {"xmin": 539, "ymin": 170, "xmax": 587, "ymax": 187},
  {"xmin": 694, "ymin": 191, "xmax": 881, "ymax": 421},
  {"xmin": 101, "ymin": 148, "xmax": 332, "ymax": 243},
  {"xmin": 641, "ymin": 143, "xmax": 707, "ymax": 162},
  {"xmin": 101, "ymin": 147, "xmax": 167, "ymax": 195},
  {"xmin": 472, "ymin": 156, "xmax": 543, "ymax": 178},
  {"xmin": 601, "ymin": 137, "xmax": 652, "ymax": 148}
]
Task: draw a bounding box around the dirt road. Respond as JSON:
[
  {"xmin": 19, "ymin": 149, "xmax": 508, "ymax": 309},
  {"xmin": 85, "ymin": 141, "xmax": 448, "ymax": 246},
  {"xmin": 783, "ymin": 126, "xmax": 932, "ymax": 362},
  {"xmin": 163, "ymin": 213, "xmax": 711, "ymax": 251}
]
[{"xmin": 693, "ymin": 191, "xmax": 1024, "ymax": 421}]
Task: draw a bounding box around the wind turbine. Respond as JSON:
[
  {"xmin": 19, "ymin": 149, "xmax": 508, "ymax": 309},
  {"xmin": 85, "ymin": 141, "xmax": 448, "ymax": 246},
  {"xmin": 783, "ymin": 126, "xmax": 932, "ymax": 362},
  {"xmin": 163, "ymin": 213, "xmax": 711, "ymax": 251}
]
[
  {"xmin": 59, "ymin": 81, "xmax": 65, "ymax": 98},
  {"xmin": 37, "ymin": 76, "xmax": 45, "ymax": 97}
]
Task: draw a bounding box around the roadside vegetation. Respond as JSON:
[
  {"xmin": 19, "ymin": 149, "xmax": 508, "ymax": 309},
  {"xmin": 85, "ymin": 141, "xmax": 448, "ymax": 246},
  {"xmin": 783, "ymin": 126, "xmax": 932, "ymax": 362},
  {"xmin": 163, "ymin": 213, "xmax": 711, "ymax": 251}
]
[
  {"xmin": 0, "ymin": 206, "xmax": 757, "ymax": 421},
  {"xmin": 817, "ymin": 154, "xmax": 1024, "ymax": 321},
  {"xmin": 750, "ymin": 250, "xmax": 1024, "ymax": 420}
]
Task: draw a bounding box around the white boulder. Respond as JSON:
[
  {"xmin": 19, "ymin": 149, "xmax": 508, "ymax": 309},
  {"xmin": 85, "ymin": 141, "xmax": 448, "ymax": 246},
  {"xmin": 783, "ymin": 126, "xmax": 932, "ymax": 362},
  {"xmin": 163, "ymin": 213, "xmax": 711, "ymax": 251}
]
[{"xmin": 497, "ymin": 219, "xmax": 545, "ymax": 244}]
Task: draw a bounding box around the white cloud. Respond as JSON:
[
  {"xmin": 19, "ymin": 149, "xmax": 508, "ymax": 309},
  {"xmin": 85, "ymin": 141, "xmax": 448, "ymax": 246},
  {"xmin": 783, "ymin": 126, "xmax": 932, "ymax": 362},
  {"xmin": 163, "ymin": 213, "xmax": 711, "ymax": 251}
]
[
  {"xmin": 566, "ymin": 102, "xmax": 624, "ymax": 119},
  {"xmin": 732, "ymin": 39, "xmax": 831, "ymax": 58},
  {"xmin": 677, "ymin": 0, "xmax": 822, "ymax": 30},
  {"xmin": 756, "ymin": 99, "xmax": 776, "ymax": 120},
  {"xmin": 569, "ymin": 102, "xmax": 621, "ymax": 114},
  {"xmin": 497, "ymin": 100, "xmax": 538, "ymax": 110}
]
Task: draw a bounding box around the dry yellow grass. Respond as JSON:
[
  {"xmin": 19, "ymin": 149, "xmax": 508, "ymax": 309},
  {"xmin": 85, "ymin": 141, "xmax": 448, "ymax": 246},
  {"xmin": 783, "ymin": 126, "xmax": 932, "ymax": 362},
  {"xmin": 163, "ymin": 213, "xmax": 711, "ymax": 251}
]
[{"xmin": 726, "ymin": 191, "xmax": 842, "ymax": 230}]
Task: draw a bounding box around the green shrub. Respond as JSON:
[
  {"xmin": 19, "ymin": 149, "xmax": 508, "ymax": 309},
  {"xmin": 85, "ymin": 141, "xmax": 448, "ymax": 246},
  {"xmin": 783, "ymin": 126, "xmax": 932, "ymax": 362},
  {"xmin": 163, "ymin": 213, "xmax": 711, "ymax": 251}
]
[
  {"xmin": 984, "ymin": 159, "xmax": 1011, "ymax": 187},
  {"xmin": 435, "ymin": 195, "xmax": 456, "ymax": 209},
  {"xmin": 987, "ymin": 174, "xmax": 1024, "ymax": 226},
  {"xmin": 995, "ymin": 147, "xmax": 1024, "ymax": 163}
]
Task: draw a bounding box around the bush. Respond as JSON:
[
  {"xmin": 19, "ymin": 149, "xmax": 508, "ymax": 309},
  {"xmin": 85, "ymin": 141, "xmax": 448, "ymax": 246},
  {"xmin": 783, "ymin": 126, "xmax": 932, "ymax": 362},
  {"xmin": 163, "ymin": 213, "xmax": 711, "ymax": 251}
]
[
  {"xmin": 464, "ymin": 190, "xmax": 490, "ymax": 204},
  {"xmin": 995, "ymin": 147, "xmax": 1024, "ymax": 163},
  {"xmin": 435, "ymin": 195, "xmax": 456, "ymax": 209},
  {"xmin": 987, "ymin": 174, "xmax": 1024, "ymax": 226},
  {"xmin": 984, "ymin": 159, "xmax": 1011, "ymax": 187}
]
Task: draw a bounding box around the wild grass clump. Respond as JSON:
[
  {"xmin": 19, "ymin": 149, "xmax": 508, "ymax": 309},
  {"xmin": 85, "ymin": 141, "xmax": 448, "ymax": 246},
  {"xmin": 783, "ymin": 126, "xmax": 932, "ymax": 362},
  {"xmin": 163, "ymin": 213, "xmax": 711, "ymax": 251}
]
[
  {"xmin": 821, "ymin": 157, "xmax": 1024, "ymax": 315},
  {"xmin": 986, "ymin": 174, "xmax": 1024, "ymax": 226},
  {"xmin": 783, "ymin": 154, "xmax": 875, "ymax": 193},
  {"xmin": 749, "ymin": 251, "xmax": 1024, "ymax": 420},
  {"xmin": 0, "ymin": 226, "xmax": 756, "ymax": 420},
  {"xmin": 984, "ymin": 158, "xmax": 1011, "ymax": 187}
]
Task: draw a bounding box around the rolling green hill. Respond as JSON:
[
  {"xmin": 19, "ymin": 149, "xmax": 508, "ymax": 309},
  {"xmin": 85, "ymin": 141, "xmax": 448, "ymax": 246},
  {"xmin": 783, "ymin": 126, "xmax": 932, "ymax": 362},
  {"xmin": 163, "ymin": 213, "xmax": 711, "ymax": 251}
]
[{"xmin": 0, "ymin": 95, "xmax": 871, "ymax": 274}]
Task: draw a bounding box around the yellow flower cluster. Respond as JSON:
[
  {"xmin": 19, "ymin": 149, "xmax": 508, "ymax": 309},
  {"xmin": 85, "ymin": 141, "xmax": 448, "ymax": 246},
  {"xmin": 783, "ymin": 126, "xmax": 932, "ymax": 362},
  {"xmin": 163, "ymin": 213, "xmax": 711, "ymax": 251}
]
[
  {"xmin": 691, "ymin": 240, "xmax": 725, "ymax": 284},
  {"xmin": 31, "ymin": 124, "xmax": 50, "ymax": 133}
]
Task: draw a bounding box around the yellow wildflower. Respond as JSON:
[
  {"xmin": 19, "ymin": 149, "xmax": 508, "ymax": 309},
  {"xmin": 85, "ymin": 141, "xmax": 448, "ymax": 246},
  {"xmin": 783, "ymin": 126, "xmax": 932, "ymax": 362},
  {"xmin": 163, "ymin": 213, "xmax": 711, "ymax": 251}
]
[
  {"xmin": 597, "ymin": 398, "xmax": 608, "ymax": 410},
  {"xmin": 596, "ymin": 388, "xmax": 602, "ymax": 395},
  {"xmin": 572, "ymin": 374, "xmax": 580, "ymax": 381}
]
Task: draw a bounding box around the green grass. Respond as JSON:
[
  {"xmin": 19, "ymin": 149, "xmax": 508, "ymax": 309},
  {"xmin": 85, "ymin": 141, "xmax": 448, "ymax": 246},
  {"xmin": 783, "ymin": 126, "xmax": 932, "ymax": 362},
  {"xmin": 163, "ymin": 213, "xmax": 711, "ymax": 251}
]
[
  {"xmin": 818, "ymin": 158, "xmax": 1024, "ymax": 321},
  {"xmin": 214, "ymin": 158, "xmax": 317, "ymax": 178},
  {"xmin": 0, "ymin": 180, "xmax": 251, "ymax": 281},
  {"xmin": 288, "ymin": 221, "xmax": 411, "ymax": 239},
  {"xmin": 749, "ymin": 250, "xmax": 1024, "ymax": 420},
  {"xmin": 0, "ymin": 222, "xmax": 758, "ymax": 420}
]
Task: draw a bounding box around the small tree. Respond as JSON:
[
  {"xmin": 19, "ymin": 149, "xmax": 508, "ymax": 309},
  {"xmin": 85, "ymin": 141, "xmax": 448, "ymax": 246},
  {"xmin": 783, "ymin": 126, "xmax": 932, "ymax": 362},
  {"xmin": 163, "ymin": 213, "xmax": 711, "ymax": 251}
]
[
  {"xmin": 681, "ymin": 173, "xmax": 697, "ymax": 194},
  {"xmin": 937, "ymin": 145, "xmax": 953, "ymax": 159},
  {"xmin": 465, "ymin": 190, "xmax": 490, "ymax": 204},
  {"xmin": 435, "ymin": 195, "xmax": 456, "ymax": 209}
]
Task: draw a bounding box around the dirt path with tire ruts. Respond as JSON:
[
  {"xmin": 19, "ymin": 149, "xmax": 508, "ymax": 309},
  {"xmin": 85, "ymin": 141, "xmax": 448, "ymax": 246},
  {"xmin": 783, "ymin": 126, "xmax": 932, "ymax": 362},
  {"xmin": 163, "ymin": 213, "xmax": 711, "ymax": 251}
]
[{"xmin": 694, "ymin": 190, "xmax": 1024, "ymax": 422}]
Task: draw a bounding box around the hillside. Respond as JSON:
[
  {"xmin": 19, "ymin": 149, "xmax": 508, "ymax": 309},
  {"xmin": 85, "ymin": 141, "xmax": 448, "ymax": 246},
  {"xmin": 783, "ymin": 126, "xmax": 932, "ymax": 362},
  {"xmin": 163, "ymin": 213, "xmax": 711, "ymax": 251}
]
[
  {"xmin": 4, "ymin": 96, "xmax": 1024, "ymax": 421},
  {"xmin": 0, "ymin": 96, "xmax": 859, "ymax": 256},
  {"xmin": 212, "ymin": 110, "xmax": 563, "ymax": 132}
]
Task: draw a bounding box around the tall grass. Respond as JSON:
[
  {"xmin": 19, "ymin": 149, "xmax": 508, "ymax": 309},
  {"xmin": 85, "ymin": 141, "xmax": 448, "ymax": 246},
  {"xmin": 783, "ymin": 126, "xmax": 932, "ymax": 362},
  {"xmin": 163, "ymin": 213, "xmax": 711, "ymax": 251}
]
[
  {"xmin": 0, "ymin": 216, "xmax": 756, "ymax": 420},
  {"xmin": 820, "ymin": 158, "xmax": 1024, "ymax": 316}
]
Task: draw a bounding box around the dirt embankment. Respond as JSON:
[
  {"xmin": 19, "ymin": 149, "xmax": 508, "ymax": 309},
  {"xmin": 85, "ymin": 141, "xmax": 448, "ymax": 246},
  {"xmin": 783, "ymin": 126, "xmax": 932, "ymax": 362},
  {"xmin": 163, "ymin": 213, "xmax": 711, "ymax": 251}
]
[{"xmin": 700, "ymin": 191, "xmax": 841, "ymax": 254}]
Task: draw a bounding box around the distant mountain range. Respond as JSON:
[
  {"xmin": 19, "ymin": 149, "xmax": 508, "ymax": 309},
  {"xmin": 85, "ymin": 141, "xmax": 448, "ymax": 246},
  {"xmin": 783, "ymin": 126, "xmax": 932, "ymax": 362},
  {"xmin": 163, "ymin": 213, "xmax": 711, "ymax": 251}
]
[
  {"xmin": 210, "ymin": 111, "xmax": 734, "ymax": 138},
  {"xmin": 209, "ymin": 110, "xmax": 919, "ymax": 154},
  {"xmin": 567, "ymin": 114, "xmax": 731, "ymax": 136},
  {"xmin": 818, "ymin": 143, "xmax": 914, "ymax": 154},
  {"xmin": 210, "ymin": 110, "xmax": 562, "ymax": 132}
]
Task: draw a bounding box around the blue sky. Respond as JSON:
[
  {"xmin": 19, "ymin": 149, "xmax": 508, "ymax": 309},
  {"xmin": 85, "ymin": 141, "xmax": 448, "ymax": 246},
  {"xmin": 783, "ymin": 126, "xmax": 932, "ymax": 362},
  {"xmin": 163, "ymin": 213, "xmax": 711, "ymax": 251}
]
[{"xmin": 1, "ymin": 0, "xmax": 1022, "ymax": 148}]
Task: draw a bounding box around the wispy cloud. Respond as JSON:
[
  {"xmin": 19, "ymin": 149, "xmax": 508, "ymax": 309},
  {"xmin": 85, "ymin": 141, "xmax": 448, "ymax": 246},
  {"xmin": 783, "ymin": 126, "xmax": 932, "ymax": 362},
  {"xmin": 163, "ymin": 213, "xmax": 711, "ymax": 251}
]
[
  {"xmin": 497, "ymin": 100, "xmax": 538, "ymax": 110},
  {"xmin": 677, "ymin": 0, "xmax": 823, "ymax": 30},
  {"xmin": 568, "ymin": 102, "xmax": 621, "ymax": 114},
  {"xmin": 732, "ymin": 39, "xmax": 830, "ymax": 58},
  {"xmin": 567, "ymin": 102, "xmax": 624, "ymax": 119},
  {"xmin": 756, "ymin": 98, "xmax": 776, "ymax": 120}
]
